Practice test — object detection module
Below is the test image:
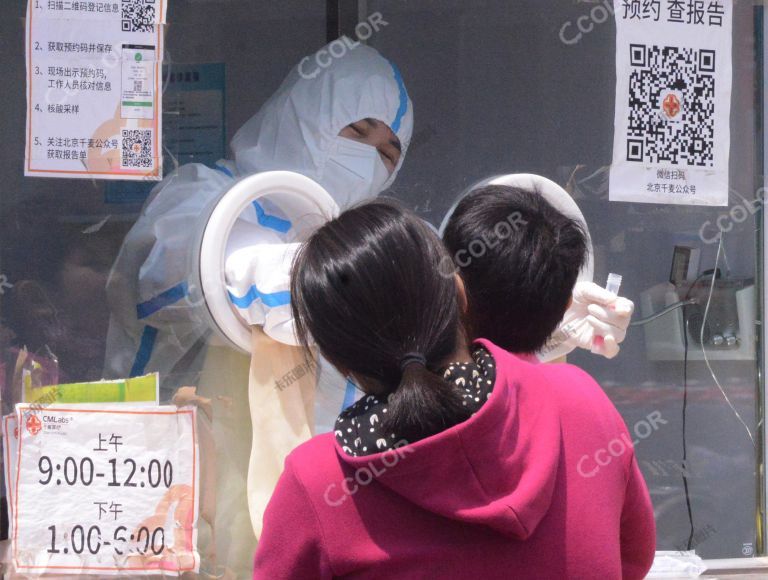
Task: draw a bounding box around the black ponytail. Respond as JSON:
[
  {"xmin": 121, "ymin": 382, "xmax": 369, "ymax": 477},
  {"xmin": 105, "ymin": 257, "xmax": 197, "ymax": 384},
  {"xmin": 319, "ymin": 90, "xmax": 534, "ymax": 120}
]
[
  {"xmin": 386, "ymin": 362, "xmax": 472, "ymax": 442},
  {"xmin": 290, "ymin": 199, "xmax": 471, "ymax": 442}
]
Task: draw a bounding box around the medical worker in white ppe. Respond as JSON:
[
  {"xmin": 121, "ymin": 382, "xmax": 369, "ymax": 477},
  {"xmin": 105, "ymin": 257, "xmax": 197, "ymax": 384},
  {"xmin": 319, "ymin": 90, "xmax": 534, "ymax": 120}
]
[
  {"xmin": 104, "ymin": 40, "xmax": 412, "ymax": 386},
  {"xmin": 103, "ymin": 40, "xmax": 413, "ymax": 577}
]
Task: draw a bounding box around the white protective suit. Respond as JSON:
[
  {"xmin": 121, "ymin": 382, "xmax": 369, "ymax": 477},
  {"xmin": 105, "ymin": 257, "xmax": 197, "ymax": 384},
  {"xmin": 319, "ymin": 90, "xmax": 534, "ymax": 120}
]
[
  {"xmin": 103, "ymin": 40, "xmax": 413, "ymax": 574},
  {"xmin": 104, "ymin": 40, "xmax": 413, "ymax": 384}
]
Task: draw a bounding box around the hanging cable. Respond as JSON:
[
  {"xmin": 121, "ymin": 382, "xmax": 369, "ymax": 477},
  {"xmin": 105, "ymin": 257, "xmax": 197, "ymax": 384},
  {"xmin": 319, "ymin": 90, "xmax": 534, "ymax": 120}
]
[
  {"xmin": 699, "ymin": 236, "xmax": 756, "ymax": 448},
  {"xmin": 630, "ymin": 299, "xmax": 697, "ymax": 327},
  {"xmin": 682, "ymin": 312, "xmax": 695, "ymax": 551}
]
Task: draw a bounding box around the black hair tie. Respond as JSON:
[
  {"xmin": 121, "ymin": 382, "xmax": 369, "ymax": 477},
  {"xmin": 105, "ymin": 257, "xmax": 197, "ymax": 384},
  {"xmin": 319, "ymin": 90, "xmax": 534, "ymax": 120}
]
[{"xmin": 399, "ymin": 352, "xmax": 427, "ymax": 371}]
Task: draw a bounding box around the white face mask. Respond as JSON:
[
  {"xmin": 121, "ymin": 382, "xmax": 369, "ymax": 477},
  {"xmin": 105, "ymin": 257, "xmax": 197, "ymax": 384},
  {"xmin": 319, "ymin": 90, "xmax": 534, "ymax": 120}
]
[{"xmin": 320, "ymin": 137, "xmax": 391, "ymax": 207}]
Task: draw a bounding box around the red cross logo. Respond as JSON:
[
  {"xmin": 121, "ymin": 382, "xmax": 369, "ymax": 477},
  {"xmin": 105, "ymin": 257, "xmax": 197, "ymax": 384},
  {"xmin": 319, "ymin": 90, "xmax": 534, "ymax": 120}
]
[
  {"xmin": 662, "ymin": 93, "xmax": 681, "ymax": 119},
  {"xmin": 25, "ymin": 415, "xmax": 42, "ymax": 436}
]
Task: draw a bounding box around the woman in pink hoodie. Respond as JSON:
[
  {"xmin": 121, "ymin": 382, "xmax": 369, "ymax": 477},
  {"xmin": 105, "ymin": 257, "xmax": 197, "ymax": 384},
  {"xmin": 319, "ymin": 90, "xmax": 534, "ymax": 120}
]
[{"xmin": 254, "ymin": 198, "xmax": 655, "ymax": 579}]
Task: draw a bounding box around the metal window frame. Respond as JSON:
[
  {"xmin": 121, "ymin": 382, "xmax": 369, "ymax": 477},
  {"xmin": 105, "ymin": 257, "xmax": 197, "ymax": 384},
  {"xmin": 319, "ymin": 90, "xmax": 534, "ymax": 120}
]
[{"xmin": 326, "ymin": 0, "xmax": 366, "ymax": 43}]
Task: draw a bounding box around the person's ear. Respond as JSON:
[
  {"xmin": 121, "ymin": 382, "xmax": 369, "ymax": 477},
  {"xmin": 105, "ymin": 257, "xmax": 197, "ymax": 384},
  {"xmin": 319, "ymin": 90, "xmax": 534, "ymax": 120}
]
[
  {"xmin": 567, "ymin": 295, "xmax": 573, "ymax": 310},
  {"xmin": 454, "ymin": 273, "xmax": 468, "ymax": 314}
]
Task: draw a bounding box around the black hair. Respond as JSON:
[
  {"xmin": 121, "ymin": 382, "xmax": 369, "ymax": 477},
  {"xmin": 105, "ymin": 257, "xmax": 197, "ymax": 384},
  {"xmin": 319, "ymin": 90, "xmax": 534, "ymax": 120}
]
[
  {"xmin": 442, "ymin": 184, "xmax": 587, "ymax": 353},
  {"xmin": 290, "ymin": 199, "xmax": 471, "ymax": 442}
]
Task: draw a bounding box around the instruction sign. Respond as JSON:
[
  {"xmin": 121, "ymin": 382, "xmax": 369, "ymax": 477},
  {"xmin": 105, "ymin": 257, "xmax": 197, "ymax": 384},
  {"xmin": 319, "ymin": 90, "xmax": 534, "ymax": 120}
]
[{"xmin": 25, "ymin": 0, "xmax": 168, "ymax": 180}]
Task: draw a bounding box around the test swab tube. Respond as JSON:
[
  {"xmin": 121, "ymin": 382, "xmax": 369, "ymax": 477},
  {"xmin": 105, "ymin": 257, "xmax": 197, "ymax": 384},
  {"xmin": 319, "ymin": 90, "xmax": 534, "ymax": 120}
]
[
  {"xmin": 593, "ymin": 273, "xmax": 623, "ymax": 353},
  {"xmin": 605, "ymin": 273, "xmax": 622, "ymax": 296}
]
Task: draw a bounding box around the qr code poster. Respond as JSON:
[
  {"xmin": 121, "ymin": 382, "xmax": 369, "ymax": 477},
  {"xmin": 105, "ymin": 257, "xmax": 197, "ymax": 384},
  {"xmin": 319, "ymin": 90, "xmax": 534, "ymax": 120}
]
[
  {"xmin": 609, "ymin": 1, "xmax": 732, "ymax": 206},
  {"xmin": 24, "ymin": 1, "xmax": 168, "ymax": 181}
]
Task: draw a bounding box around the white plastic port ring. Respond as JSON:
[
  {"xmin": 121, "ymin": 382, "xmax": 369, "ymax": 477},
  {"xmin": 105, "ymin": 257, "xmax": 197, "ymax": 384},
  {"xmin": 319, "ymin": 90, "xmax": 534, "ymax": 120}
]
[
  {"xmin": 198, "ymin": 171, "xmax": 339, "ymax": 352},
  {"xmin": 439, "ymin": 173, "xmax": 594, "ymax": 284}
]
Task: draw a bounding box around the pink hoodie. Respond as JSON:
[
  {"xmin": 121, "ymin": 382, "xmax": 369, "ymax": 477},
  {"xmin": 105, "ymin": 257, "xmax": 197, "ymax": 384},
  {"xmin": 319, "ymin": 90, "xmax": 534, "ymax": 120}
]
[{"xmin": 254, "ymin": 340, "xmax": 656, "ymax": 579}]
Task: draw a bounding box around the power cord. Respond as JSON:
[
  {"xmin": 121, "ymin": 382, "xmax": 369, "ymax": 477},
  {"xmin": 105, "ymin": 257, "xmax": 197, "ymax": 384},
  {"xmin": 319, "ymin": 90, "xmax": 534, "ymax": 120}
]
[
  {"xmin": 679, "ymin": 235, "xmax": 756, "ymax": 552},
  {"xmin": 629, "ymin": 300, "xmax": 697, "ymax": 327},
  {"xmin": 679, "ymin": 269, "xmax": 723, "ymax": 551},
  {"xmin": 681, "ymin": 287, "xmax": 696, "ymax": 550}
]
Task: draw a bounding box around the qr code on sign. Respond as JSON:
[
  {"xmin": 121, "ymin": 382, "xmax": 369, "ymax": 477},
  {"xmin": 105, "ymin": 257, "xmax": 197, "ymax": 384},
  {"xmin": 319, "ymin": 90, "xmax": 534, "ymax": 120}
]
[
  {"xmin": 122, "ymin": 0, "xmax": 156, "ymax": 33},
  {"xmin": 121, "ymin": 129, "xmax": 154, "ymax": 169},
  {"xmin": 626, "ymin": 44, "xmax": 716, "ymax": 167}
]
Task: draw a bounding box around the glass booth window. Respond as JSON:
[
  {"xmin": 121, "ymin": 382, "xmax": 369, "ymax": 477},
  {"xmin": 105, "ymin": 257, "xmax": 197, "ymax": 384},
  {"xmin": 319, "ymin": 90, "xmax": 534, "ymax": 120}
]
[
  {"xmin": 365, "ymin": 0, "xmax": 765, "ymax": 562},
  {"xmin": 0, "ymin": 0, "xmax": 765, "ymax": 575},
  {"xmin": 1, "ymin": 1, "xmax": 327, "ymax": 577}
]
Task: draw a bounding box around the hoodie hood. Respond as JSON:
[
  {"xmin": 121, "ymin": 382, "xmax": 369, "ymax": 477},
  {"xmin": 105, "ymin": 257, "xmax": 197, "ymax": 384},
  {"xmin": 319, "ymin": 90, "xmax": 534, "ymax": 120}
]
[
  {"xmin": 230, "ymin": 40, "xmax": 414, "ymax": 208},
  {"xmin": 333, "ymin": 340, "xmax": 562, "ymax": 539}
]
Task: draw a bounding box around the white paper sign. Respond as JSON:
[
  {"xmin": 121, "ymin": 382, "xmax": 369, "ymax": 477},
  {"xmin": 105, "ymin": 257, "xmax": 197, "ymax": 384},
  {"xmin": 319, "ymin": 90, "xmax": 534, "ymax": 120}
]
[
  {"xmin": 10, "ymin": 404, "xmax": 199, "ymax": 575},
  {"xmin": 609, "ymin": 0, "xmax": 732, "ymax": 206},
  {"xmin": 25, "ymin": 0, "xmax": 168, "ymax": 180}
]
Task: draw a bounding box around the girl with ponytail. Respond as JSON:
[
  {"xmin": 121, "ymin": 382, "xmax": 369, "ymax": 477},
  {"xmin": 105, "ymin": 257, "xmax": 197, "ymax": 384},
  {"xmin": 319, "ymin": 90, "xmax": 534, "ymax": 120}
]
[
  {"xmin": 290, "ymin": 198, "xmax": 476, "ymax": 447},
  {"xmin": 255, "ymin": 198, "xmax": 655, "ymax": 580}
]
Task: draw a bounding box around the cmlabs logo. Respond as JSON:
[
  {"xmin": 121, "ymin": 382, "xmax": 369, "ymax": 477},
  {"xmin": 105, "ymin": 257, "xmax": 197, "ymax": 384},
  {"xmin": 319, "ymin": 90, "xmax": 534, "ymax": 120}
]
[{"xmin": 25, "ymin": 414, "xmax": 42, "ymax": 436}]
